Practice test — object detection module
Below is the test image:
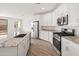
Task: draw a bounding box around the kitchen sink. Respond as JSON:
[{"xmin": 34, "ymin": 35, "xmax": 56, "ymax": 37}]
[{"xmin": 14, "ymin": 34, "xmax": 26, "ymax": 38}]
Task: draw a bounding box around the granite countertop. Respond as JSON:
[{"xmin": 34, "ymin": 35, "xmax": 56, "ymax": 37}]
[
  {"xmin": 40, "ymin": 29, "xmax": 58, "ymax": 32},
  {"xmin": 0, "ymin": 35, "xmax": 9, "ymax": 48},
  {"xmin": 0, "ymin": 37, "xmax": 24, "ymax": 48},
  {"xmin": 62, "ymin": 36, "xmax": 79, "ymax": 44},
  {"xmin": 0, "ymin": 33, "xmax": 28, "ymax": 48},
  {"xmin": 4, "ymin": 38, "xmax": 24, "ymax": 47}
]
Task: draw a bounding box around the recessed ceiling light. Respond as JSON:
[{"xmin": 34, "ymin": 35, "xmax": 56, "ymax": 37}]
[
  {"xmin": 41, "ymin": 8, "xmax": 45, "ymax": 10},
  {"xmin": 32, "ymin": 3, "xmax": 40, "ymax": 6},
  {"xmin": 35, "ymin": 3, "xmax": 40, "ymax": 4}
]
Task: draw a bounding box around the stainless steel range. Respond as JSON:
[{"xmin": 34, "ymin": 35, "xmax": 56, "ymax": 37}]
[{"xmin": 53, "ymin": 29, "xmax": 75, "ymax": 56}]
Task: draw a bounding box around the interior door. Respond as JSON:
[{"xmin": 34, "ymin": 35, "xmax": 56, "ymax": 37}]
[{"xmin": 32, "ymin": 21, "xmax": 39, "ymax": 39}]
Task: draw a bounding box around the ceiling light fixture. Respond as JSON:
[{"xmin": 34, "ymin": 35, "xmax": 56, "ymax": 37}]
[
  {"xmin": 41, "ymin": 8, "xmax": 45, "ymax": 10},
  {"xmin": 32, "ymin": 3, "xmax": 40, "ymax": 6},
  {"xmin": 35, "ymin": 3, "xmax": 40, "ymax": 4}
]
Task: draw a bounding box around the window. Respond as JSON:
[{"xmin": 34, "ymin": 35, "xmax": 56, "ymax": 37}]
[{"xmin": 0, "ymin": 19, "xmax": 8, "ymax": 35}]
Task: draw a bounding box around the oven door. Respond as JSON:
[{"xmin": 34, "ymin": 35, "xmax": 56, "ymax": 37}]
[{"xmin": 53, "ymin": 37, "xmax": 61, "ymax": 52}]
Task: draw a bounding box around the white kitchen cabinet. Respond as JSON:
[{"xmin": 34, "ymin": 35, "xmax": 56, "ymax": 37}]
[
  {"xmin": 39, "ymin": 31, "xmax": 43, "ymax": 39},
  {"xmin": 62, "ymin": 37, "xmax": 79, "ymax": 56},
  {"xmin": 48, "ymin": 32, "xmax": 53, "ymax": 43},
  {"xmin": 18, "ymin": 41, "xmax": 25, "ymax": 56},
  {"xmin": 0, "ymin": 40, "xmax": 26, "ymax": 56},
  {"xmin": 40, "ymin": 12, "xmax": 52, "ymax": 26},
  {"xmin": 39, "ymin": 31, "xmax": 49, "ymax": 41},
  {"xmin": 39, "ymin": 31, "xmax": 53, "ymax": 43},
  {"xmin": 44, "ymin": 13, "xmax": 52, "ymax": 26},
  {"xmin": 18, "ymin": 33, "xmax": 30, "ymax": 56},
  {"xmin": 25, "ymin": 33, "xmax": 30, "ymax": 54}
]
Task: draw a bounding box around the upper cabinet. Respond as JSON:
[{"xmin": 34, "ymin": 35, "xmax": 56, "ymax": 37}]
[
  {"xmin": 43, "ymin": 13, "xmax": 52, "ymax": 26},
  {"xmin": 40, "ymin": 12, "xmax": 52, "ymax": 26}
]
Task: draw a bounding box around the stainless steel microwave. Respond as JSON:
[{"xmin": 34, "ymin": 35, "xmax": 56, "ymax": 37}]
[{"xmin": 57, "ymin": 15, "xmax": 68, "ymax": 26}]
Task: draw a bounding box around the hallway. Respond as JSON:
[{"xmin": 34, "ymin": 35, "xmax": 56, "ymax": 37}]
[{"xmin": 28, "ymin": 39, "xmax": 59, "ymax": 56}]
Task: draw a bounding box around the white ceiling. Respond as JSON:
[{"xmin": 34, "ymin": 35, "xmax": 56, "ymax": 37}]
[{"xmin": 0, "ymin": 3, "xmax": 61, "ymax": 18}]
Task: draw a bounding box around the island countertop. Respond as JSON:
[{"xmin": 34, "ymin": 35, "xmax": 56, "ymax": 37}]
[
  {"xmin": 0, "ymin": 37, "xmax": 24, "ymax": 48},
  {"xmin": 0, "ymin": 33, "xmax": 28, "ymax": 48},
  {"xmin": 4, "ymin": 38, "xmax": 24, "ymax": 47}
]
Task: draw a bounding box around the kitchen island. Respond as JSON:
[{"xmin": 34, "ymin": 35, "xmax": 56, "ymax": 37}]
[{"xmin": 0, "ymin": 32, "xmax": 31, "ymax": 56}]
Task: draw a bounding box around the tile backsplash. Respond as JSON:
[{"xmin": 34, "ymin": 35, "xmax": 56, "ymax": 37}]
[
  {"xmin": 41, "ymin": 26, "xmax": 57, "ymax": 30},
  {"xmin": 40, "ymin": 25, "xmax": 79, "ymax": 36}
]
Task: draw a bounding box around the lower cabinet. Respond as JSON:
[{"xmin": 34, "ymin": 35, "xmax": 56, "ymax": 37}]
[
  {"xmin": 18, "ymin": 41, "xmax": 25, "ymax": 56},
  {"xmin": 18, "ymin": 33, "xmax": 30, "ymax": 56},
  {"xmin": 39, "ymin": 31, "xmax": 49, "ymax": 41},
  {"xmin": 62, "ymin": 37, "xmax": 79, "ymax": 56},
  {"xmin": 39, "ymin": 31, "xmax": 53, "ymax": 43},
  {"xmin": 48, "ymin": 32, "xmax": 53, "ymax": 44}
]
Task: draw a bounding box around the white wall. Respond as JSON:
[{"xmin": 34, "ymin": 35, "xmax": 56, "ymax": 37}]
[
  {"xmin": 22, "ymin": 14, "xmax": 40, "ymax": 38},
  {"xmin": 66, "ymin": 3, "xmax": 79, "ymax": 35},
  {"xmin": 0, "ymin": 7, "xmax": 40, "ymax": 37},
  {"xmin": 0, "ymin": 16, "xmax": 21, "ymax": 37},
  {"xmin": 55, "ymin": 3, "xmax": 79, "ymax": 35},
  {"xmin": 54, "ymin": 3, "xmax": 79, "ymax": 26},
  {"xmin": 68, "ymin": 3, "xmax": 79, "ymax": 26},
  {"xmin": 22, "ymin": 14, "xmax": 40, "ymax": 32},
  {"xmin": 0, "ymin": 13, "xmax": 40, "ymax": 37},
  {"xmin": 39, "ymin": 12, "xmax": 52, "ymax": 31},
  {"xmin": 52, "ymin": 4, "xmax": 68, "ymax": 26}
]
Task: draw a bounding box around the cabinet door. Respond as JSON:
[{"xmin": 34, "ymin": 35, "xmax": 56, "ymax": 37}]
[
  {"xmin": 44, "ymin": 13, "xmax": 52, "ymax": 26},
  {"xmin": 43, "ymin": 31, "xmax": 49, "ymax": 41},
  {"xmin": 39, "ymin": 31, "xmax": 44, "ymax": 39},
  {"xmin": 24, "ymin": 38, "xmax": 29, "ymax": 55},
  {"xmin": 62, "ymin": 37, "xmax": 79, "ymax": 56},
  {"xmin": 39, "ymin": 31, "xmax": 49, "ymax": 41},
  {"xmin": 18, "ymin": 42, "xmax": 25, "ymax": 56},
  {"xmin": 62, "ymin": 38, "xmax": 71, "ymax": 56},
  {"xmin": 65, "ymin": 40, "xmax": 79, "ymax": 56},
  {"xmin": 48, "ymin": 32, "xmax": 53, "ymax": 43},
  {"xmin": 40, "ymin": 13, "xmax": 52, "ymax": 26},
  {"xmin": 23, "ymin": 39, "xmax": 27, "ymax": 55},
  {"xmin": 18, "ymin": 33, "xmax": 30, "ymax": 56},
  {"xmin": 26, "ymin": 34, "xmax": 30, "ymax": 54},
  {"xmin": 23, "ymin": 33, "xmax": 30, "ymax": 55}
]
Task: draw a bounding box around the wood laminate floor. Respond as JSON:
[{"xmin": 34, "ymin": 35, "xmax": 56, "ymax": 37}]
[{"xmin": 27, "ymin": 39, "xmax": 59, "ymax": 56}]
